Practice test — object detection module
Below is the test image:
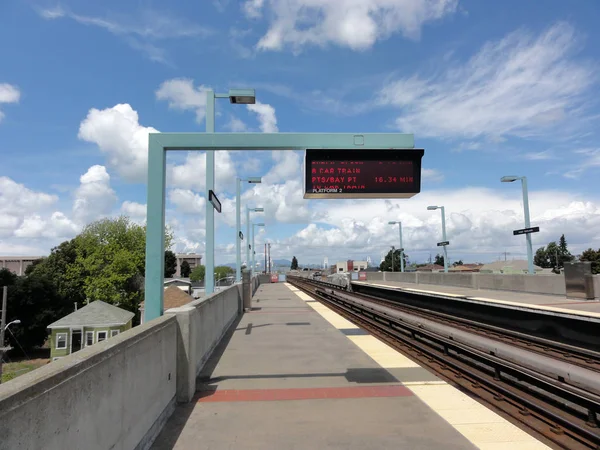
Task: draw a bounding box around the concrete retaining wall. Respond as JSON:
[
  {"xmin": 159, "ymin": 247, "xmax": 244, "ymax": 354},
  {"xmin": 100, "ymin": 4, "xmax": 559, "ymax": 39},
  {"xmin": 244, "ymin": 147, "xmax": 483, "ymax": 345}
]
[
  {"xmin": 0, "ymin": 315, "xmax": 178, "ymax": 450},
  {"xmin": 368, "ymin": 271, "xmax": 581, "ymax": 297}
]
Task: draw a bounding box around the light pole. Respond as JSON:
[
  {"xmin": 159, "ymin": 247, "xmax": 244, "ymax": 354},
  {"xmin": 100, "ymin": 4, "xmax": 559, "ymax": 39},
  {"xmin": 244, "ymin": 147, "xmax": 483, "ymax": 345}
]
[
  {"xmin": 205, "ymin": 88, "xmax": 256, "ymax": 295},
  {"xmin": 427, "ymin": 206, "xmax": 448, "ymax": 273},
  {"xmin": 388, "ymin": 221, "xmax": 404, "ymax": 272},
  {"xmin": 236, "ymin": 177, "xmax": 262, "ymax": 282},
  {"xmin": 246, "ymin": 207, "xmax": 264, "ymax": 273},
  {"xmin": 252, "ymin": 223, "xmax": 265, "ymax": 276},
  {"xmin": 0, "ymin": 319, "xmax": 20, "ymax": 385},
  {"xmin": 501, "ymin": 176, "xmax": 534, "ymax": 275}
]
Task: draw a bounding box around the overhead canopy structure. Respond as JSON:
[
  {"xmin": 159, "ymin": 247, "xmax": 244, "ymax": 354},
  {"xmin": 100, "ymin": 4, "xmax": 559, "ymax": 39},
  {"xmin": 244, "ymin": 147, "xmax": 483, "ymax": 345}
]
[{"xmin": 144, "ymin": 132, "xmax": 421, "ymax": 321}]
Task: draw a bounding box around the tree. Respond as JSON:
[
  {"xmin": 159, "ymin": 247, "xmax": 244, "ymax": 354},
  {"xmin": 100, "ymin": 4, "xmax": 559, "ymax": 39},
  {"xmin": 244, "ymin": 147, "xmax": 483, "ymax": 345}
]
[
  {"xmin": 535, "ymin": 236, "xmax": 574, "ymax": 270},
  {"xmin": 434, "ymin": 254, "xmax": 445, "ymax": 267},
  {"xmin": 190, "ymin": 265, "xmax": 206, "ymax": 282},
  {"xmin": 0, "ymin": 267, "xmax": 17, "ymax": 287},
  {"xmin": 214, "ymin": 266, "xmax": 234, "ymax": 282},
  {"xmin": 4, "ymin": 272, "xmax": 69, "ymax": 352},
  {"xmin": 379, "ymin": 249, "xmax": 409, "ymax": 271},
  {"xmin": 453, "ymin": 259, "xmax": 464, "ymax": 267},
  {"xmin": 291, "ymin": 257, "xmax": 299, "ymax": 270},
  {"xmin": 164, "ymin": 250, "xmax": 177, "ymax": 278},
  {"xmin": 580, "ymin": 248, "xmax": 600, "ymax": 274},
  {"xmin": 71, "ymin": 216, "xmax": 163, "ymax": 313},
  {"xmin": 180, "ymin": 261, "xmax": 191, "ymax": 278}
]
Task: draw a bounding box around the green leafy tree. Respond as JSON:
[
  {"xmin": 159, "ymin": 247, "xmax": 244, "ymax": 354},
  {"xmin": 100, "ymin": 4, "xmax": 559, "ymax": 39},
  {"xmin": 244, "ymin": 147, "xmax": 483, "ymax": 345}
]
[
  {"xmin": 4, "ymin": 273, "xmax": 69, "ymax": 352},
  {"xmin": 214, "ymin": 266, "xmax": 234, "ymax": 282},
  {"xmin": 535, "ymin": 236, "xmax": 574, "ymax": 270},
  {"xmin": 164, "ymin": 250, "xmax": 177, "ymax": 278},
  {"xmin": 291, "ymin": 256, "xmax": 299, "ymax": 270},
  {"xmin": 379, "ymin": 249, "xmax": 409, "ymax": 271},
  {"xmin": 70, "ymin": 216, "xmax": 171, "ymax": 313},
  {"xmin": 0, "ymin": 267, "xmax": 17, "ymax": 287},
  {"xmin": 190, "ymin": 265, "xmax": 206, "ymax": 282},
  {"xmin": 434, "ymin": 254, "xmax": 445, "ymax": 267},
  {"xmin": 453, "ymin": 259, "xmax": 464, "ymax": 267},
  {"xmin": 180, "ymin": 261, "xmax": 191, "ymax": 278},
  {"xmin": 580, "ymin": 248, "xmax": 600, "ymax": 274}
]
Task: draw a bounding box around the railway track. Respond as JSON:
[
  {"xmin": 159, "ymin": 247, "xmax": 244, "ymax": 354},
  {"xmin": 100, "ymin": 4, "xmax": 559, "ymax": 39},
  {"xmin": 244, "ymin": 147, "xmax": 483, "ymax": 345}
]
[{"xmin": 288, "ymin": 275, "xmax": 600, "ymax": 450}]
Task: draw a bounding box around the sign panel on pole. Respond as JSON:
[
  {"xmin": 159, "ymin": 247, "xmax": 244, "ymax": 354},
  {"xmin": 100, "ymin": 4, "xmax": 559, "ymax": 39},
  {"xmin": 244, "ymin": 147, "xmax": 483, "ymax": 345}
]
[
  {"xmin": 437, "ymin": 241, "xmax": 450, "ymax": 247},
  {"xmin": 513, "ymin": 226, "xmax": 539, "ymax": 236},
  {"xmin": 208, "ymin": 190, "xmax": 221, "ymax": 213},
  {"xmin": 304, "ymin": 149, "xmax": 424, "ymax": 199}
]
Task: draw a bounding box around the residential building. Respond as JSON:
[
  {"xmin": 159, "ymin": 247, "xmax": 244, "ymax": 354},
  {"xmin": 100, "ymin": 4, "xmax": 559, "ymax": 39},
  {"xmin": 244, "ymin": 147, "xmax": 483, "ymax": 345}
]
[
  {"xmin": 163, "ymin": 278, "xmax": 193, "ymax": 295},
  {"xmin": 335, "ymin": 260, "xmax": 368, "ymax": 273},
  {"xmin": 139, "ymin": 285, "xmax": 194, "ymax": 324},
  {"xmin": 175, "ymin": 253, "xmax": 202, "ymax": 277},
  {"xmin": 0, "ymin": 256, "xmax": 44, "ymax": 276},
  {"xmin": 47, "ymin": 301, "xmax": 134, "ymax": 360},
  {"xmin": 416, "ymin": 264, "xmax": 445, "ymax": 272}
]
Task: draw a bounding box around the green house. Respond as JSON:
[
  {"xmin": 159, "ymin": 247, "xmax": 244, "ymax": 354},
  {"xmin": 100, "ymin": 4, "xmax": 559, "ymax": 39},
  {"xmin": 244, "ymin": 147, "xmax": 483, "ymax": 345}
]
[{"xmin": 47, "ymin": 300, "xmax": 134, "ymax": 360}]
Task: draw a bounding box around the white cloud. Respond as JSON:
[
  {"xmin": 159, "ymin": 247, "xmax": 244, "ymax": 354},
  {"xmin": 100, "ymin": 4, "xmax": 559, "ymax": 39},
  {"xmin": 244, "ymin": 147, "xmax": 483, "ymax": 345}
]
[
  {"xmin": 168, "ymin": 151, "xmax": 238, "ymax": 191},
  {"xmin": 73, "ymin": 165, "xmax": 118, "ymax": 224},
  {"xmin": 521, "ymin": 151, "xmax": 558, "ymax": 161},
  {"xmin": 243, "ymin": 179, "xmax": 313, "ymax": 223},
  {"xmin": 245, "ymin": 0, "xmax": 458, "ymax": 51},
  {"xmin": 37, "ymin": 7, "xmax": 211, "ymax": 64},
  {"xmin": 262, "ymin": 151, "xmax": 302, "ymax": 184},
  {"xmin": 78, "ymin": 104, "xmax": 159, "ymax": 182},
  {"xmin": 121, "ymin": 201, "xmax": 147, "ymax": 219},
  {"xmin": 168, "ymin": 189, "xmax": 206, "ymax": 214},
  {"xmin": 378, "ymin": 22, "xmax": 596, "ymax": 142},
  {"xmin": 0, "ymin": 83, "xmax": 20, "ymax": 122},
  {"xmin": 226, "ymin": 116, "xmax": 249, "ymax": 132},
  {"xmin": 0, "ymin": 177, "xmax": 57, "ymax": 216},
  {"xmin": 15, "ymin": 213, "xmax": 79, "ymax": 239},
  {"xmin": 422, "ymin": 168, "xmax": 444, "ymax": 182},
  {"xmin": 247, "ymin": 101, "xmax": 278, "ymax": 132},
  {"xmin": 156, "ymin": 78, "xmax": 210, "ymax": 124}
]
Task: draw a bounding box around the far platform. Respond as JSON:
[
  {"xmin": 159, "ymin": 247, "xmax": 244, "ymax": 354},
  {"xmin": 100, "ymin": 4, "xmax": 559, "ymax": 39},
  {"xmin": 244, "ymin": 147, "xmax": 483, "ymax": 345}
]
[
  {"xmin": 353, "ymin": 280, "xmax": 600, "ymax": 316},
  {"xmin": 152, "ymin": 282, "xmax": 550, "ymax": 450}
]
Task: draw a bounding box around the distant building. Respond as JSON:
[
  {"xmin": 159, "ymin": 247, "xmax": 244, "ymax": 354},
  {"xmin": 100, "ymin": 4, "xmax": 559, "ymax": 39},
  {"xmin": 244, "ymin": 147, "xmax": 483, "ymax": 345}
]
[
  {"xmin": 416, "ymin": 264, "xmax": 444, "ymax": 272},
  {"xmin": 47, "ymin": 301, "xmax": 134, "ymax": 360},
  {"xmin": 479, "ymin": 260, "xmax": 542, "ymax": 274},
  {"xmin": 335, "ymin": 260, "xmax": 368, "ymax": 273},
  {"xmin": 163, "ymin": 278, "xmax": 193, "ymax": 295},
  {"xmin": 448, "ymin": 264, "xmax": 484, "ymax": 273},
  {"xmin": 175, "ymin": 253, "xmax": 202, "ymax": 277},
  {"xmin": 0, "ymin": 256, "xmax": 44, "ymax": 276}
]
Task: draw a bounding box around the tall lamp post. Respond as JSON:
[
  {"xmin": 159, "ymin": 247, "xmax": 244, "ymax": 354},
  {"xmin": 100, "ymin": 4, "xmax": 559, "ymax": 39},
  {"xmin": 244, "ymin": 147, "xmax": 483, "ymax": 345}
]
[
  {"xmin": 246, "ymin": 207, "xmax": 264, "ymax": 273},
  {"xmin": 251, "ymin": 223, "xmax": 265, "ymax": 276},
  {"xmin": 205, "ymin": 88, "xmax": 256, "ymax": 295},
  {"xmin": 236, "ymin": 177, "xmax": 262, "ymax": 282},
  {"xmin": 501, "ymin": 176, "xmax": 534, "ymax": 275},
  {"xmin": 388, "ymin": 221, "xmax": 404, "ymax": 272},
  {"xmin": 427, "ymin": 205, "xmax": 448, "ymax": 273},
  {"xmin": 0, "ymin": 319, "xmax": 20, "ymax": 385}
]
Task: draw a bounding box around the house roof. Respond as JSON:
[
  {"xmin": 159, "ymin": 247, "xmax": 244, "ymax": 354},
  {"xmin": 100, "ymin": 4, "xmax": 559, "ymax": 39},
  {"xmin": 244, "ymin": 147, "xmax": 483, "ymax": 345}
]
[
  {"xmin": 47, "ymin": 300, "xmax": 134, "ymax": 329},
  {"xmin": 164, "ymin": 278, "xmax": 192, "ymax": 285},
  {"xmin": 416, "ymin": 264, "xmax": 444, "ymax": 271},
  {"xmin": 140, "ymin": 285, "xmax": 194, "ymax": 310}
]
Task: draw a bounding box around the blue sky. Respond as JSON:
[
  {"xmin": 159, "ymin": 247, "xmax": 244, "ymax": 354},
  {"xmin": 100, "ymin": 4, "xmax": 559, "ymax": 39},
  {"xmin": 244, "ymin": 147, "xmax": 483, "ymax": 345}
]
[{"xmin": 1, "ymin": 0, "xmax": 600, "ymax": 267}]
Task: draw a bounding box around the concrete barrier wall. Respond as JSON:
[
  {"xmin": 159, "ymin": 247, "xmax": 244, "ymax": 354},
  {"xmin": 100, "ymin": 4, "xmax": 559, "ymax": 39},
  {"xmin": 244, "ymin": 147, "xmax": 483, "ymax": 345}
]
[
  {"xmin": 385, "ymin": 272, "xmax": 417, "ymax": 283},
  {"xmin": 0, "ymin": 315, "xmax": 178, "ymax": 450},
  {"xmin": 367, "ymin": 271, "xmax": 571, "ymax": 296},
  {"xmin": 593, "ymin": 275, "xmax": 600, "ymax": 300}
]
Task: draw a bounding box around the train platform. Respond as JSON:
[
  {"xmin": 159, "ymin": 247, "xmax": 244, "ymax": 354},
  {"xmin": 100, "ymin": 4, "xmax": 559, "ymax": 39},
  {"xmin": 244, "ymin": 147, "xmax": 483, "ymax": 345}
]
[
  {"xmin": 353, "ymin": 280, "xmax": 600, "ymax": 316},
  {"xmin": 151, "ymin": 282, "xmax": 550, "ymax": 450}
]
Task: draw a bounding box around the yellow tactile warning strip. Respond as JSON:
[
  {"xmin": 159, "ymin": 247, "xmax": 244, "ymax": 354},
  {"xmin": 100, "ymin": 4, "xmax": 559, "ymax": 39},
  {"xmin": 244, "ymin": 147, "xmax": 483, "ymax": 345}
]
[
  {"xmin": 353, "ymin": 281, "xmax": 600, "ymax": 319},
  {"xmin": 283, "ymin": 282, "xmax": 551, "ymax": 450}
]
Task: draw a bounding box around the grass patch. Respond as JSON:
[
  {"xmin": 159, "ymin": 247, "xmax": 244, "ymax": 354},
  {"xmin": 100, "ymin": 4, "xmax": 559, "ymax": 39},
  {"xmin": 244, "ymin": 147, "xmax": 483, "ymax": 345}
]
[{"xmin": 1, "ymin": 358, "xmax": 49, "ymax": 383}]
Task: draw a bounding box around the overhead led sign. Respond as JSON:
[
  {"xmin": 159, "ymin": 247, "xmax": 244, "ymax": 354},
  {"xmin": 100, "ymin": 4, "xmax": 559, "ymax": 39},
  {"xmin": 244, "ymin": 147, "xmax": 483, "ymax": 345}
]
[{"xmin": 303, "ymin": 149, "xmax": 424, "ymax": 199}]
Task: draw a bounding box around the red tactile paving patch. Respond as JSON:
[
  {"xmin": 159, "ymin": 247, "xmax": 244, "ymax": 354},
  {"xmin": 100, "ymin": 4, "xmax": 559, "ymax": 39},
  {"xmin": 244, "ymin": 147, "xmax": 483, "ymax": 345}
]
[{"xmin": 197, "ymin": 385, "xmax": 413, "ymax": 403}]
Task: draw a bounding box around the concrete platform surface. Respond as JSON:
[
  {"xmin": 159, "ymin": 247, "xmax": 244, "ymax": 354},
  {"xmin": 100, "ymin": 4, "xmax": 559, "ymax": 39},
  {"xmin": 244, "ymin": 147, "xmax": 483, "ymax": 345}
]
[
  {"xmin": 151, "ymin": 282, "xmax": 551, "ymax": 450},
  {"xmin": 354, "ymin": 280, "xmax": 600, "ymax": 316}
]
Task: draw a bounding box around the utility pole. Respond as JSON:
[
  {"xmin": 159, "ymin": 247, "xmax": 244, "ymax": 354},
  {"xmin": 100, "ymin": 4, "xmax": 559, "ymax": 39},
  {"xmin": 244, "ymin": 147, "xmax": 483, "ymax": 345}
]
[
  {"xmin": 1, "ymin": 286, "xmax": 7, "ymax": 384},
  {"xmin": 268, "ymin": 243, "xmax": 271, "ymax": 273},
  {"xmin": 264, "ymin": 243, "xmax": 267, "ymax": 274}
]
